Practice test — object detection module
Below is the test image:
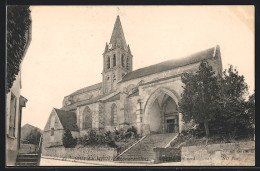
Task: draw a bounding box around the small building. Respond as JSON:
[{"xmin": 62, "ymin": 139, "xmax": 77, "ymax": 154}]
[
  {"xmin": 21, "ymin": 123, "xmax": 42, "ymax": 143},
  {"xmin": 42, "ymin": 108, "xmax": 79, "ymax": 148}
]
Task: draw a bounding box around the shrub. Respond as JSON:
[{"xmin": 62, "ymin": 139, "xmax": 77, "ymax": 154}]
[
  {"xmin": 63, "ymin": 129, "xmax": 77, "ymax": 148},
  {"xmin": 79, "ymin": 129, "xmax": 117, "ymax": 148}
]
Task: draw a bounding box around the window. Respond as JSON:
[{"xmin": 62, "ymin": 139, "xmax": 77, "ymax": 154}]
[
  {"xmin": 113, "ymin": 74, "xmax": 116, "ymax": 81},
  {"xmin": 111, "ymin": 104, "xmax": 117, "ymax": 125},
  {"xmin": 121, "ymin": 54, "xmax": 125, "ymax": 67},
  {"xmin": 83, "ymin": 107, "xmax": 92, "ymax": 129},
  {"xmin": 113, "ymin": 54, "xmax": 116, "ymax": 67},
  {"xmin": 9, "ymin": 93, "xmax": 17, "ymax": 137},
  {"xmin": 107, "ymin": 56, "xmax": 110, "ymax": 69},
  {"xmin": 126, "ymin": 57, "xmax": 129, "ymax": 70},
  {"xmin": 51, "ymin": 128, "xmax": 54, "ymax": 136}
]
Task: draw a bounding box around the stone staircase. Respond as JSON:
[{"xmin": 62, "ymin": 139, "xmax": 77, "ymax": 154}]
[
  {"xmin": 16, "ymin": 135, "xmax": 43, "ymax": 166},
  {"xmin": 15, "ymin": 153, "xmax": 39, "ymax": 166},
  {"xmin": 115, "ymin": 133, "xmax": 178, "ymax": 162}
]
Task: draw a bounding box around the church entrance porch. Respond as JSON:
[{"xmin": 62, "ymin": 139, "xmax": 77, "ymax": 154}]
[{"xmin": 142, "ymin": 87, "xmax": 181, "ymax": 135}]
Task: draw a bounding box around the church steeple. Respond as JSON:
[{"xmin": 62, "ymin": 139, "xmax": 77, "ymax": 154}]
[
  {"xmin": 109, "ymin": 16, "xmax": 128, "ymax": 52},
  {"xmin": 102, "ymin": 16, "xmax": 133, "ymax": 94}
]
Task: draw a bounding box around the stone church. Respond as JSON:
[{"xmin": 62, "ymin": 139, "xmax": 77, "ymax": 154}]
[{"xmin": 43, "ymin": 16, "xmax": 222, "ymax": 147}]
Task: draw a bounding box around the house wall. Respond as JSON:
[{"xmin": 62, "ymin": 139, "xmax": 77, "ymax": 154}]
[
  {"xmin": 6, "ymin": 70, "xmax": 22, "ymax": 166},
  {"xmin": 42, "ymin": 130, "xmax": 64, "ymax": 148},
  {"xmin": 42, "ymin": 110, "xmax": 64, "ymax": 148}
]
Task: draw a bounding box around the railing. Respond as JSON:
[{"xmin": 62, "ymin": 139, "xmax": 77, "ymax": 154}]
[
  {"xmin": 36, "ymin": 135, "xmax": 43, "ymax": 165},
  {"xmin": 114, "ymin": 136, "xmax": 146, "ymax": 160}
]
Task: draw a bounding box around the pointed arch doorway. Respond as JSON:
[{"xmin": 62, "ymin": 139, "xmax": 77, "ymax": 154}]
[{"xmin": 143, "ymin": 87, "xmax": 181, "ymax": 135}]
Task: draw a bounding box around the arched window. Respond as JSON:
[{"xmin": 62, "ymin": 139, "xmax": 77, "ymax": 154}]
[
  {"xmin": 107, "ymin": 56, "xmax": 110, "ymax": 69},
  {"xmin": 111, "ymin": 104, "xmax": 117, "ymax": 125},
  {"xmin": 121, "ymin": 54, "xmax": 125, "ymax": 67},
  {"xmin": 113, "ymin": 54, "xmax": 116, "ymax": 67},
  {"xmin": 113, "ymin": 74, "xmax": 116, "ymax": 82},
  {"xmin": 82, "ymin": 106, "xmax": 92, "ymax": 129},
  {"xmin": 126, "ymin": 57, "xmax": 129, "ymax": 70}
]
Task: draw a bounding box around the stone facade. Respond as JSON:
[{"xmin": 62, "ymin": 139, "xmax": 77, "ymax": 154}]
[
  {"xmin": 45, "ymin": 15, "xmax": 223, "ymax": 146},
  {"xmin": 43, "ymin": 109, "xmax": 79, "ymax": 148}
]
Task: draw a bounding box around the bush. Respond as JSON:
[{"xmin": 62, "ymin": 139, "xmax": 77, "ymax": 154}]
[
  {"xmin": 80, "ymin": 129, "xmax": 117, "ymax": 148},
  {"xmin": 24, "ymin": 128, "xmax": 42, "ymax": 145},
  {"xmin": 63, "ymin": 129, "xmax": 77, "ymax": 148}
]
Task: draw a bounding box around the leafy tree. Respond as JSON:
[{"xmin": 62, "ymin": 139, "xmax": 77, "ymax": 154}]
[
  {"xmin": 63, "ymin": 129, "xmax": 77, "ymax": 148},
  {"xmin": 179, "ymin": 60, "xmax": 220, "ymax": 138},
  {"xmin": 24, "ymin": 128, "xmax": 42, "ymax": 145},
  {"xmin": 215, "ymin": 66, "xmax": 251, "ymax": 138},
  {"xmin": 247, "ymin": 92, "xmax": 255, "ymax": 128},
  {"xmin": 7, "ymin": 6, "xmax": 31, "ymax": 92}
]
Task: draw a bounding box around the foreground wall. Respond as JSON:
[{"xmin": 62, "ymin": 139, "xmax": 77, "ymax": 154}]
[
  {"xmin": 181, "ymin": 141, "xmax": 255, "ymax": 166},
  {"xmin": 42, "ymin": 147, "xmax": 117, "ymax": 161}
]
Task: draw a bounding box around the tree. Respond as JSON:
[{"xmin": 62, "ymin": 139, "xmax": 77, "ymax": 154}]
[
  {"xmin": 247, "ymin": 92, "xmax": 255, "ymax": 128},
  {"xmin": 7, "ymin": 6, "xmax": 31, "ymax": 92},
  {"xmin": 179, "ymin": 60, "xmax": 220, "ymax": 138},
  {"xmin": 63, "ymin": 129, "xmax": 77, "ymax": 148},
  {"xmin": 215, "ymin": 66, "xmax": 252, "ymax": 138},
  {"xmin": 24, "ymin": 128, "xmax": 42, "ymax": 145}
]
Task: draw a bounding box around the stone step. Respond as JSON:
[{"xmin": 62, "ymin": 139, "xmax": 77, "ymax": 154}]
[
  {"xmin": 16, "ymin": 157, "xmax": 38, "ymax": 162},
  {"xmin": 116, "ymin": 133, "xmax": 178, "ymax": 161},
  {"xmin": 15, "ymin": 162, "xmax": 38, "ymax": 166},
  {"xmin": 18, "ymin": 153, "xmax": 38, "ymax": 157}
]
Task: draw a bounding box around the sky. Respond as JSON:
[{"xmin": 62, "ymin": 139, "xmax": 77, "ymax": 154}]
[{"xmin": 20, "ymin": 6, "xmax": 254, "ymax": 130}]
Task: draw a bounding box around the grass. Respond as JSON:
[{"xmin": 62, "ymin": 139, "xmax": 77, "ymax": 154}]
[{"xmin": 170, "ymin": 133, "xmax": 253, "ymax": 148}]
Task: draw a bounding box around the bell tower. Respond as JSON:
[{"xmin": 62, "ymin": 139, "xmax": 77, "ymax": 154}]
[{"xmin": 102, "ymin": 16, "xmax": 133, "ymax": 94}]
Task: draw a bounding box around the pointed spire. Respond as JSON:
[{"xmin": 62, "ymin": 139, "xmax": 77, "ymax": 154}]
[{"xmin": 109, "ymin": 16, "xmax": 128, "ymax": 51}]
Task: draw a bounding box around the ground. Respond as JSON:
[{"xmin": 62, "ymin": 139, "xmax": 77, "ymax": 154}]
[{"xmin": 40, "ymin": 156, "xmax": 253, "ymax": 166}]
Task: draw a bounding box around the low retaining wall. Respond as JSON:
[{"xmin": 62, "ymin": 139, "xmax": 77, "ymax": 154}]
[
  {"xmin": 153, "ymin": 147, "xmax": 181, "ymax": 163},
  {"xmin": 181, "ymin": 141, "xmax": 255, "ymax": 165},
  {"xmin": 42, "ymin": 147, "xmax": 117, "ymax": 161}
]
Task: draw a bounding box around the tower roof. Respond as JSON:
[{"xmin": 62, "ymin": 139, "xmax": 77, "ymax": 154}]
[{"xmin": 109, "ymin": 16, "xmax": 128, "ymax": 51}]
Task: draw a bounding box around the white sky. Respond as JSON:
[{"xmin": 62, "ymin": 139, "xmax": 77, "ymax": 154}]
[{"xmin": 20, "ymin": 6, "xmax": 254, "ymax": 130}]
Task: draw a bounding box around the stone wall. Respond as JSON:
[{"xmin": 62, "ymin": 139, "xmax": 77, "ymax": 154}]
[
  {"xmin": 181, "ymin": 141, "xmax": 255, "ymax": 165},
  {"xmin": 19, "ymin": 144, "xmax": 37, "ymax": 153},
  {"xmin": 42, "ymin": 130, "xmax": 64, "ymax": 148},
  {"xmin": 42, "ymin": 147, "xmax": 117, "ymax": 161},
  {"xmin": 153, "ymin": 147, "xmax": 181, "ymax": 163}
]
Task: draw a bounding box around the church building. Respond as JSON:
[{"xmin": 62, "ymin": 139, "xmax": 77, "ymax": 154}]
[{"xmin": 42, "ymin": 16, "xmax": 222, "ymax": 148}]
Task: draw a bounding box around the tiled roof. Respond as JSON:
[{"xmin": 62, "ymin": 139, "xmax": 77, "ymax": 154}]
[
  {"xmin": 67, "ymin": 82, "xmax": 102, "ymax": 97},
  {"xmin": 120, "ymin": 46, "xmax": 217, "ymax": 83},
  {"xmin": 54, "ymin": 108, "xmax": 79, "ymax": 131}
]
